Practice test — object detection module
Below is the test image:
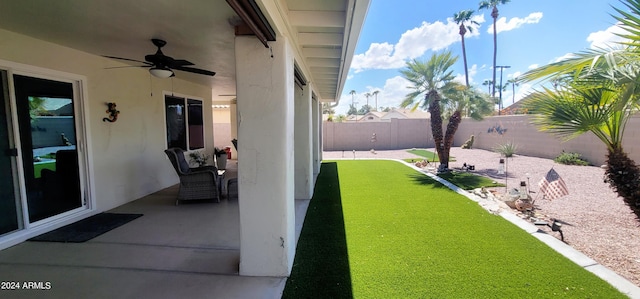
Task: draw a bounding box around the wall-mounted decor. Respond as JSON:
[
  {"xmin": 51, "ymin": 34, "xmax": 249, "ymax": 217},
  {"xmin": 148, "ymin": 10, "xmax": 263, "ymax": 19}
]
[{"xmin": 103, "ymin": 102, "xmax": 120, "ymax": 122}]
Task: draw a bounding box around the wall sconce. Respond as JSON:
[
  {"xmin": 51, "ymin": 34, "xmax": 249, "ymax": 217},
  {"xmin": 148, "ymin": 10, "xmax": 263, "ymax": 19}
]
[{"xmin": 103, "ymin": 102, "xmax": 120, "ymax": 122}]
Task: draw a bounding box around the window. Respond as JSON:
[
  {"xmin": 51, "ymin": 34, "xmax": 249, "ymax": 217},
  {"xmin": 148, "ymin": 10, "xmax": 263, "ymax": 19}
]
[{"xmin": 165, "ymin": 95, "xmax": 204, "ymax": 150}]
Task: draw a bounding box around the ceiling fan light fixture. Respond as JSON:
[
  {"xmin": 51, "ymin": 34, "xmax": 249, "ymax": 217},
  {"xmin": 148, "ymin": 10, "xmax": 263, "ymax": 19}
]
[{"xmin": 149, "ymin": 67, "xmax": 174, "ymax": 78}]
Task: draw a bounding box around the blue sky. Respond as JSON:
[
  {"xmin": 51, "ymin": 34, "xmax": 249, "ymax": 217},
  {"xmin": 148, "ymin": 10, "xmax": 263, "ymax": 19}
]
[{"xmin": 335, "ymin": 0, "xmax": 625, "ymax": 115}]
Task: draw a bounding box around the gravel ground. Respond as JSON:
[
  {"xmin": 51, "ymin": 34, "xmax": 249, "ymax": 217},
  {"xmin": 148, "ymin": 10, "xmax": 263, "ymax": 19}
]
[{"xmin": 323, "ymin": 148, "xmax": 640, "ymax": 286}]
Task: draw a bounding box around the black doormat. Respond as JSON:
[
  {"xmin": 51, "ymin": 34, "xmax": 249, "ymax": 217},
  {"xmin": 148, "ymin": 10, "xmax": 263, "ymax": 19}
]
[{"xmin": 29, "ymin": 213, "xmax": 143, "ymax": 243}]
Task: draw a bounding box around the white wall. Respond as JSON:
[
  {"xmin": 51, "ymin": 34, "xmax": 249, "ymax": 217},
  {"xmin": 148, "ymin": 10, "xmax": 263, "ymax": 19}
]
[{"xmin": 0, "ymin": 28, "xmax": 213, "ymax": 212}]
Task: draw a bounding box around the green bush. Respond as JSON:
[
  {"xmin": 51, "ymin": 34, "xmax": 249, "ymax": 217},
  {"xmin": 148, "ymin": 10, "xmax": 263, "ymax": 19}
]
[
  {"xmin": 493, "ymin": 141, "xmax": 517, "ymax": 157},
  {"xmin": 554, "ymin": 152, "xmax": 590, "ymax": 166}
]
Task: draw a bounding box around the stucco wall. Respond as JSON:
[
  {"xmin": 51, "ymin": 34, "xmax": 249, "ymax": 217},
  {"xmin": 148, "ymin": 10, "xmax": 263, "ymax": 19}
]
[
  {"xmin": 0, "ymin": 28, "xmax": 213, "ymax": 212},
  {"xmin": 323, "ymin": 118, "xmax": 433, "ymax": 151},
  {"xmin": 453, "ymin": 114, "xmax": 640, "ymax": 166},
  {"xmin": 322, "ymin": 114, "xmax": 640, "ymax": 166}
]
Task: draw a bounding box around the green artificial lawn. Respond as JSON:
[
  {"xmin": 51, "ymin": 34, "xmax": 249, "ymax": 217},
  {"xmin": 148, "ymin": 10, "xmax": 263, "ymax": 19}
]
[
  {"xmin": 406, "ymin": 149, "xmax": 455, "ymax": 162},
  {"xmin": 33, "ymin": 161, "xmax": 56, "ymax": 178},
  {"xmin": 283, "ymin": 160, "xmax": 624, "ymax": 298},
  {"xmin": 437, "ymin": 171, "xmax": 504, "ymax": 190}
]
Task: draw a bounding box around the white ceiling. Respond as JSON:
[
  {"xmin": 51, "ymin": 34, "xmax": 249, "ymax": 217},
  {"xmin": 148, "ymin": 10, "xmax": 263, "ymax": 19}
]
[{"xmin": 0, "ymin": 0, "xmax": 364, "ymax": 103}]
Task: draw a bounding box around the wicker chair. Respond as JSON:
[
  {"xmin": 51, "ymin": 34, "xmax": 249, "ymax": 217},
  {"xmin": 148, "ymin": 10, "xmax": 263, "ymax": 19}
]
[{"xmin": 164, "ymin": 148, "xmax": 220, "ymax": 205}]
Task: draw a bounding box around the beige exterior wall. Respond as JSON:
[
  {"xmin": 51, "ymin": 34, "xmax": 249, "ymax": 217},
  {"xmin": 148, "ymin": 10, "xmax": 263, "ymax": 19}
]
[
  {"xmin": 0, "ymin": 28, "xmax": 213, "ymax": 213},
  {"xmin": 212, "ymin": 107, "xmax": 232, "ymax": 150},
  {"xmin": 452, "ymin": 114, "xmax": 640, "ymax": 166},
  {"xmin": 323, "ymin": 114, "xmax": 640, "ymax": 166},
  {"xmin": 323, "ymin": 118, "xmax": 433, "ymax": 151}
]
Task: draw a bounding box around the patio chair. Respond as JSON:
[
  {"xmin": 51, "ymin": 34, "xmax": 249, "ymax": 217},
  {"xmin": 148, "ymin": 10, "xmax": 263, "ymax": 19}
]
[{"xmin": 164, "ymin": 148, "xmax": 221, "ymax": 205}]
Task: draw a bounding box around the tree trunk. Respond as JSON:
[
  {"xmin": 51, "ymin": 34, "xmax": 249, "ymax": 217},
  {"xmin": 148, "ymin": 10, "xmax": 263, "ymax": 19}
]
[
  {"xmin": 427, "ymin": 91, "xmax": 445, "ymax": 166},
  {"xmin": 605, "ymin": 147, "xmax": 640, "ymax": 221},
  {"xmin": 459, "ymin": 25, "xmax": 469, "ymax": 87},
  {"xmin": 442, "ymin": 110, "xmax": 462, "ymax": 169},
  {"xmin": 491, "ymin": 7, "xmax": 498, "ymax": 103}
]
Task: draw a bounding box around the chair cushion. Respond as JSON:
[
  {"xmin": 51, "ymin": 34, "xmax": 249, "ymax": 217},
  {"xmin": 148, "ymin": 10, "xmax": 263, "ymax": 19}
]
[{"xmin": 173, "ymin": 149, "xmax": 191, "ymax": 173}]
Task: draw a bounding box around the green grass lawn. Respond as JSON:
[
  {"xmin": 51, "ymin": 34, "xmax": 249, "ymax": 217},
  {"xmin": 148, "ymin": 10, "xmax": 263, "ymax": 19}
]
[
  {"xmin": 33, "ymin": 161, "xmax": 56, "ymax": 178},
  {"xmin": 406, "ymin": 148, "xmax": 455, "ymax": 162},
  {"xmin": 283, "ymin": 160, "xmax": 624, "ymax": 298},
  {"xmin": 437, "ymin": 171, "xmax": 504, "ymax": 189}
]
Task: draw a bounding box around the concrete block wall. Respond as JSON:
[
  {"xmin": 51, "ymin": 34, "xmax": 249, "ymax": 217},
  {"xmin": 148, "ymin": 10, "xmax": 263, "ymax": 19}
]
[
  {"xmin": 322, "ymin": 115, "xmax": 640, "ymax": 166},
  {"xmin": 323, "ymin": 118, "xmax": 433, "ymax": 151}
]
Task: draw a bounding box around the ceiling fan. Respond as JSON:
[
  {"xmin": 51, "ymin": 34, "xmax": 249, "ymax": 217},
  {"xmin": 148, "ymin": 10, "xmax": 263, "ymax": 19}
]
[{"xmin": 104, "ymin": 39, "xmax": 216, "ymax": 78}]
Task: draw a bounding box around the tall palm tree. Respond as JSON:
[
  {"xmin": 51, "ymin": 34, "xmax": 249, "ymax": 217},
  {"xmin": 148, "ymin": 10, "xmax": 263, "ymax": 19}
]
[
  {"xmin": 364, "ymin": 92, "xmax": 372, "ymax": 108},
  {"xmin": 520, "ymin": 0, "xmax": 640, "ymax": 220},
  {"xmin": 482, "ymin": 79, "xmax": 493, "ymax": 94},
  {"xmin": 372, "ymin": 90, "xmax": 380, "ymax": 111},
  {"xmin": 453, "ymin": 9, "xmax": 479, "ymax": 87},
  {"xmin": 400, "ymin": 50, "xmax": 458, "ymax": 169},
  {"xmin": 507, "ymin": 77, "xmax": 518, "ymax": 105},
  {"xmin": 479, "ymin": 0, "xmax": 511, "ymax": 99}
]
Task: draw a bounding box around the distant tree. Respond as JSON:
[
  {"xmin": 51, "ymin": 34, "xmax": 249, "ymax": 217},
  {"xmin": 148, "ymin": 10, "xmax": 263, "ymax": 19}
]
[
  {"xmin": 347, "ymin": 104, "xmax": 358, "ymax": 115},
  {"xmin": 382, "ymin": 107, "xmax": 392, "ymax": 112},
  {"xmin": 358, "ymin": 104, "xmax": 372, "ymax": 115},
  {"xmin": 322, "ymin": 103, "xmax": 335, "ymax": 114},
  {"xmin": 453, "ymin": 9, "xmax": 479, "ymax": 87},
  {"xmin": 482, "ymin": 79, "xmax": 493, "ymax": 94},
  {"xmin": 335, "ymin": 114, "xmax": 347, "ymax": 122},
  {"xmin": 372, "ymin": 90, "xmax": 380, "ymax": 111},
  {"xmin": 364, "ymin": 92, "xmax": 372, "ymax": 108},
  {"xmin": 479, "ymin": 0, "xmax": 511, "ymax": 99},
  {"xmin": 507, "ymin": 78, "xmax": 519, "ymax": 106}
]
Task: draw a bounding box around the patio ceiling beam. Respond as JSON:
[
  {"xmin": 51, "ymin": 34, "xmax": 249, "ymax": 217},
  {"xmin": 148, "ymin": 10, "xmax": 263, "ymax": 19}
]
[
  {"xmin": 289, "ymin": 11, "xmax": 346, "ymax": 28},
  {"xmin": 298, "ymin": 33, "xmax": 343, "ymax": 46},
  {"xmin": 227, "ymin": 0, "xmax": 276, "ymax": 48}
]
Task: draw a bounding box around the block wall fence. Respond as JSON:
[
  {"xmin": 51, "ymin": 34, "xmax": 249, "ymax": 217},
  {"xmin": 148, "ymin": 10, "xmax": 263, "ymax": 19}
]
[{"xmin": 322, "ymin": 115, "xmax": 640, "ymax": 166}]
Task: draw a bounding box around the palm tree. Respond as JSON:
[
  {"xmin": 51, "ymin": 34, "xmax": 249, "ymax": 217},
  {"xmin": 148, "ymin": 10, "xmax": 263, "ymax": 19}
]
[
  {"xmin": 441, "ymin": 83, "xmax": 494, "ymax": 153},
  {"xmin": 482, "ymin": 79, "xmax": 493, "ymax": 94},
  {"xmin": 520, "ymin": 0, "xmax": 640, "ymax": 221},
  {"xmin": 479, "ymin": 0, "xmax": 511, "ymax": 99},
  {"xmin": 507, "ymin": 78, "xmax": 519, "ymax": 105},
  {"xmin": 453, "ymin": 9, "xmax": 479, "ymax": 87},
  {"xmin": 372, "ymin": 90, "xmax": 380, "ymax": 111},
  {"xmin": 400, "ymin": 50, "xmax": 458, "ymax": 169},
  {"xmin": 364, "ymin": 92, "xmax": 372, "ymax": 108}
]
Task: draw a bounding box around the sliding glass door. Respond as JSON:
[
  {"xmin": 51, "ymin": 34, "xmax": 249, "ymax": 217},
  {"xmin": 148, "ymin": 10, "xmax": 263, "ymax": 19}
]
[
  {"xmin": 0, "ymin": 70, "xmax": 20, "ymax": 236},
  {"xmin": 13, "ymin": 75, "xmax": 83, "ymax": 223}
]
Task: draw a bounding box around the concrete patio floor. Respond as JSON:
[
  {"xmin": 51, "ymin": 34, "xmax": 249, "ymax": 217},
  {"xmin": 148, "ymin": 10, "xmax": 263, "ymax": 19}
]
[{"xmin": 0, "ymin": 161, "xmax": 311, "ymax": 298}]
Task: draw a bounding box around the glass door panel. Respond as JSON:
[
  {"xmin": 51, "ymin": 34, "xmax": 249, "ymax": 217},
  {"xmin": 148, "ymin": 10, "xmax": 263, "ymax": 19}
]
[
  {"xmin": 13, "ymin": 75, "xmax": 82, "ymax": 223},
  {"xmin": 0, "ymin": 70, "xmax": 20, "ymax": 235}
]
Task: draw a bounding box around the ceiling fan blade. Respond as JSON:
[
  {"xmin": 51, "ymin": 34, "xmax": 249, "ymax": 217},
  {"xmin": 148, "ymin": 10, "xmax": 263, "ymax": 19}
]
[
  {"xmin": 103, "ymin": 55, "xmax": 151, "ymax": 65},
  {"xmin": 172, "ymin": 66, "xmax": 216, "ymax": 76},
  {"xmin": 105, "ymin": 65, "xmax": 151, "ymax": 69},
  {"xmin": 170, "ymin": 59, "xmax": 194, "ymax": 67}
]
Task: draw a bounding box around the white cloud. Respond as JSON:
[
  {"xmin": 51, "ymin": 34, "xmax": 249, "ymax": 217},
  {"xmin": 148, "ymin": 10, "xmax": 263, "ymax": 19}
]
[
  {"xmin": 587, "ymin": 23, "xmax": 627, "ymax": 49},
  {"xmin": 454, "ymin": 64, "xmax": 479, "ymax": 85},
  {"xmin": 528, "ymin": 64, "xmax": 539, "ymax": 70},
  {"xmin": 552, "ymin": 53, "xmax": 577, "ymax": 63},
  {"xmin": 335, "ymin": 76, "xmax": 413, "ymax": 114},
  {"xmin": 351, "ymin": 15, "xmax": 485, "ymax": 72},
  {"xmin": 487, "ymin": 12, "xmax": 543, "ymax": 34}
]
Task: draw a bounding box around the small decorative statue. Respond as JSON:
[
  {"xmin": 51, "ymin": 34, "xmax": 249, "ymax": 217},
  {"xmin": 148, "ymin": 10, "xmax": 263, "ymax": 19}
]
[
  {"xmin": 103, "ymin": 102, "xmax": 120, "ymax": 122},
  {"xmin": 461, "ymin": 135, "xmax": 474, "ymax": 149}
]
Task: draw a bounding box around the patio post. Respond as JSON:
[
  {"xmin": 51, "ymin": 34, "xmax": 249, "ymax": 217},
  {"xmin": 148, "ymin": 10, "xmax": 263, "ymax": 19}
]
[
  {"xmin": 295, "ymin": 82, "xmax": 313, "ymax": 199},
  {"xmin": 235, "ymin": 35, "xmax": 296, "ymax": 277}
]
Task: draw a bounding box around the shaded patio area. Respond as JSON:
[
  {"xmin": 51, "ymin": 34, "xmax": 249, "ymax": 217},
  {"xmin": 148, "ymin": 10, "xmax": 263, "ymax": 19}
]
[{"xmin": 0, "ymin": 162, "xmax": 311, "ymax": 298}]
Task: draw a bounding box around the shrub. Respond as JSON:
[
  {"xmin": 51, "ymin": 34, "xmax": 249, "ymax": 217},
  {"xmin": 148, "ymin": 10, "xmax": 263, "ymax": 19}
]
[
  {"xmin": 494, "ymin": 141, "xmax": 517, "ymax": 157},
  {"xmin": 554, "ymin": 152, "xmax": 590, "ymax": 166}
]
